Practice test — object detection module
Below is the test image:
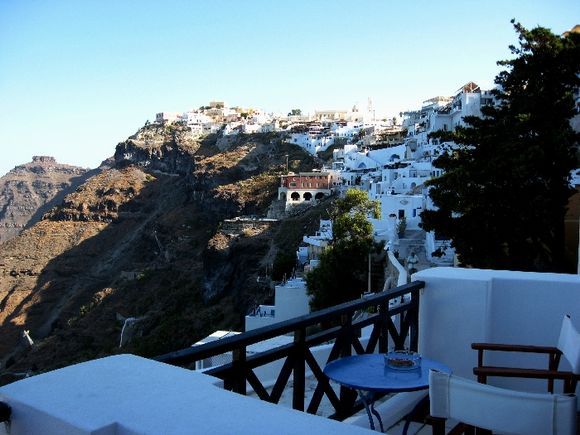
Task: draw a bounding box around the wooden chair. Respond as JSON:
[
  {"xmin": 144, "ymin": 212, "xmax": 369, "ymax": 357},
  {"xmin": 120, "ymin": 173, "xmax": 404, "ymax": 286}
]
[
  {"xmin": 472, "ymin": 314, "xmax": 580, "ymax": 394},
  {"xmin": 428, "ymin": 370, "xmax": 577, "ymax": 435}
]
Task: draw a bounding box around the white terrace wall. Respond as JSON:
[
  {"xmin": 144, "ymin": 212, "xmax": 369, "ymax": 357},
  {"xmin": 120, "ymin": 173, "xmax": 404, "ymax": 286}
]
[
  {"xmin": 414, "ymin": 267, "xmax": 580, "ymax": 396},
  {"xmin": 0, "ymin": 355, "xmax": 372, "ymax": 435}
]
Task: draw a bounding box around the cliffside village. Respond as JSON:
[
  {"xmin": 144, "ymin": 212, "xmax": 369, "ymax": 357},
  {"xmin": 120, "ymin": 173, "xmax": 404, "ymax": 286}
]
[{"xmin": 155, "ymin": 81, "xmax": 580, "ymax": 345}]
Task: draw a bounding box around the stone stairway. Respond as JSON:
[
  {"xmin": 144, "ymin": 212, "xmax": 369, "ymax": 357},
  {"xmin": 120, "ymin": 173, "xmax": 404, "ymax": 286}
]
[{"xmin": 396, "ymin": 230, "xmax": 431, "ymax": 273}]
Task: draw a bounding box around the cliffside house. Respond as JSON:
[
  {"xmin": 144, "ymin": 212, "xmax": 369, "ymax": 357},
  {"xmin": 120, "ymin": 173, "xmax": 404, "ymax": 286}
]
[{"xmin": 278, "ymin": 171, "xmax": 338, "ymax": 210}]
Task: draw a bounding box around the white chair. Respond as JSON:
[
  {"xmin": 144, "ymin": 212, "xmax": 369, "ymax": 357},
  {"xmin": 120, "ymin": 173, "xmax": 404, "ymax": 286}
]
[{"xmin": 428, "ymin": 370, "xmax": 577, "ymax": 435}]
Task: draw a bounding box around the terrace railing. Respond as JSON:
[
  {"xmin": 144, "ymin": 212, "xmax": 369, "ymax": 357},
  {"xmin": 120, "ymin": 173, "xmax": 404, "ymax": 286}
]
[{"xmin": 155, "ymin": 281, "xmax": 423, "ymax": 420}]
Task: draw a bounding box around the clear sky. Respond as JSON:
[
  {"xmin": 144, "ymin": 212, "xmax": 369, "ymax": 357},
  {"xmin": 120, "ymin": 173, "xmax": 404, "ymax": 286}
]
[{"xmin": 1, "ymin": 0, "xmax": 578, "ymax": 175}]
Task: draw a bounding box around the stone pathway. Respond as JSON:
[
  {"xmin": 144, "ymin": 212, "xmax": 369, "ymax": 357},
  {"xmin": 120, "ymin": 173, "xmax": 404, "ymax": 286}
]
[{"xmin": 396, "ymin": 229, "xmax": 432, "ymax": 274}]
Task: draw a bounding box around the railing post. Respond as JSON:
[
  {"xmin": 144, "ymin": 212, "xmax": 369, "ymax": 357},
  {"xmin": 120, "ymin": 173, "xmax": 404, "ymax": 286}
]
[
  {"xmin": 378, "ymin": 301, "xmax": 389, "ymax": 353},
  {"xmin": 409, "ymin": 288, "xmax": 419, "ymax": 352},
  {"xmin": 338, "ymin": 313, "xmax": 357, "ymax": 416},
  {"xmin": 339, "ymin": 313, "xmax": 353, "ymax": 357},
  {"xmin": 293, "ymin": 327, "xmax": 306, "ymax": 411},
  {"xmin": 232, "ymin": 346, "xmax": 247, "ymax": 395},
  {"xmin": 154, "ymin": 282, "xmax": 424, "ymax": 423}
]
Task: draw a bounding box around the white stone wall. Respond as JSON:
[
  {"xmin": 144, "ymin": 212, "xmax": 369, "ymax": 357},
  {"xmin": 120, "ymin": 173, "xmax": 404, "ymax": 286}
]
[
  {"xmin": 274, "ymin": 279, "xmax": 309, "ymax": 322},
  {"xmin": 0, "ymin": 355, "xmax": 371, "ymax": 435},
  {"xmin": 415, "ymin": 267, "xmax": 580, "ymax": 397}
]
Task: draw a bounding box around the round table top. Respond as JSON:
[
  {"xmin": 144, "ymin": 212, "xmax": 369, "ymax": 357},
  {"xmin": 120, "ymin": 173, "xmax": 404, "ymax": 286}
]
[{"xmin": 323, "ymin": 354, "xmax": 451, "ymax": 393}]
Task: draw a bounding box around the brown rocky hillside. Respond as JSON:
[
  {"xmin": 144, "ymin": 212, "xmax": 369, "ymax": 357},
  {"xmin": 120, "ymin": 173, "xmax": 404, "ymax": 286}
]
[
  {"xmin": 0, "ymin": 156, "xmax": 91, "ymax": 244},
  {"xmin": 0, "ymin": 124, "xmax": 325, "ymax": 381}
]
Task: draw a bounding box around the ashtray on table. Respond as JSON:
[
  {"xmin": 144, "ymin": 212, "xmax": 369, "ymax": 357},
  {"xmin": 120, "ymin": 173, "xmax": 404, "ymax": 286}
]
[{"xmin": 384, "ymin": 350, "xmax": 421, "ymax": 370}]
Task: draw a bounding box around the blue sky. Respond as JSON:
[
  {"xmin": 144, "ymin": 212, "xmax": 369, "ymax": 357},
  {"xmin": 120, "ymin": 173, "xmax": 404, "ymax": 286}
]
[{"xmin": 1, "ymin": 0, "xmax": 579, "ymax": 175}]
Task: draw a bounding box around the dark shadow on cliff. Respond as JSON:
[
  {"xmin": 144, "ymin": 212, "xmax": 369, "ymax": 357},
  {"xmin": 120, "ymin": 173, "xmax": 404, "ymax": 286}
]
[
  {"xmin": 0, "ymin": 135, "xmax": 328, "ymax": 380},
  {"xmin": 1, "ymin": 180, "xmax": 275, "ymax": 376},
  {"xmin": 24, "ymin": 165, "xmax": 106, "ymax": 232},
  {"xmin": 0, "ymin": 172, "xmax": 207, "ymax": 371}
]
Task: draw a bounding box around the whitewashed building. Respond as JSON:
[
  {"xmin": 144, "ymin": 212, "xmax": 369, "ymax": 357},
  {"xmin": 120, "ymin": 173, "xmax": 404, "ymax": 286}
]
[{"xmin": 245, "ymin": 278, "xmax": 310, "ymax": 331}]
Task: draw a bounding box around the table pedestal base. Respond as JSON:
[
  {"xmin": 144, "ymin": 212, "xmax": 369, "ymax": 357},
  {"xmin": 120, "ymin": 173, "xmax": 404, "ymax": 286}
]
[{"xmin": 357, "ymin": 390, "xmax": 384, "ymax": 432}]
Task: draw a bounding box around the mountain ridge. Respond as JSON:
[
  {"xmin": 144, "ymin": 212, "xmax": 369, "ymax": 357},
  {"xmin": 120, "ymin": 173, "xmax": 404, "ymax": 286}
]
[
  {"xmin": 0, "ymin": 124, "xmax": 324, "ymax": 380},
  {"xmin": 0, "ymin": 156, "xmax": 92, "ymax": 244}
]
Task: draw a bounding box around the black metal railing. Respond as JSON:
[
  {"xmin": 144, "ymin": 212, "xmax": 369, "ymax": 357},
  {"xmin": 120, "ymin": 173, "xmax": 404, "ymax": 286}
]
[{"xmin": 155, "ymin": 281, "xmax": 423, "ymax": 420}]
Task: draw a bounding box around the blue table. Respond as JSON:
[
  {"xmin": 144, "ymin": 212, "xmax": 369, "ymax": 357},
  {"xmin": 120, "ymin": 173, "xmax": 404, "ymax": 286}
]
[{"xmin": 324, "ymin": 354, "xmax": 451, "ymax": 431}]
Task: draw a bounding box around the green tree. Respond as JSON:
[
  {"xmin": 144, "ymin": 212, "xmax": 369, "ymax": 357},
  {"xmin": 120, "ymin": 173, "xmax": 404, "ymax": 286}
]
[
  {"xmin": 306, "ymin": 189, "xmax": 380, "ymax": 310},
  {"xmin": 271, "ymin": 250, "xmax": 296, "ymax": 281},
  {"xmin": 421, "ymin": 22, "xmax": 580, "ymax": 271}
]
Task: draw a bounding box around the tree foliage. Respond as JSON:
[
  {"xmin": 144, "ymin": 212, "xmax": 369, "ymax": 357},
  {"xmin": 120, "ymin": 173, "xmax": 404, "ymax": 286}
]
[
  {"xmin": 306, "ymin": 189, "xmax": 380, "ymax": 310},
  {"xmin": 288, "ymin": 108, "xmax": 302, "ymax": 116},
  {"xmin": 271, "ymin": 250, "xmax": 296, "ymax": 281},
  {"xmin": 421, "ymin": 22, "xmax": 580, "ymax": 271}
]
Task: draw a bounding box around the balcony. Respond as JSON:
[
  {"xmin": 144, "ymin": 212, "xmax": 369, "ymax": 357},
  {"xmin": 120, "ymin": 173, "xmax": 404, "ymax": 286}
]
[{"xmin": 0, "ymin": 269, "xmax": 578, "ymax": 434}]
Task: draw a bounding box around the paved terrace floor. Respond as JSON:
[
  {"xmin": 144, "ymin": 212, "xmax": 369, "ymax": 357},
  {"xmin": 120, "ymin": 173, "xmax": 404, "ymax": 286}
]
[{"xmin": 248, "ymin": 372, "xmax": 447, "ymax": 434}]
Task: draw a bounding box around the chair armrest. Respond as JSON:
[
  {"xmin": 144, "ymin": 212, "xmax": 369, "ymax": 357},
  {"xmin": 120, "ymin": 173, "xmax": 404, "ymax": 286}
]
[
  {"xmin": 474, "ymin": 366, "xmax": 580, "ymax": 394},
  {"xmin": 471, "ymin": 343, "xmax": 560, "ymax": 354},
  {"xmin": 471, "ymin": 343, "xmax": 562, "ymax": 373},
  {"xmin": 474, "ymin": 366, "xmax": 577, "ymax": 380}
]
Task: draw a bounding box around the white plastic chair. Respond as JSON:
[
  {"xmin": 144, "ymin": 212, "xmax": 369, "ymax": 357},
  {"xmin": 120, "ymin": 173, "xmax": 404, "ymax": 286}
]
[{"xmin": 428, "ymin": 370, "xmax": 577, "ymax": 435}]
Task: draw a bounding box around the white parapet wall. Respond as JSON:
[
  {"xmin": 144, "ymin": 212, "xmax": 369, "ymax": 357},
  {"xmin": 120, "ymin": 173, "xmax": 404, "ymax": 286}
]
[
  {"xmin": 414, "ymin": 267, "xmax": 580, "ymax": 395},
  {"xmin": 0, "ymin": 355, "xmax": 374, "ymax": 435},
  {"xmin": 387, "ymin": 251, "xmax": 407, "ymax": 287}
]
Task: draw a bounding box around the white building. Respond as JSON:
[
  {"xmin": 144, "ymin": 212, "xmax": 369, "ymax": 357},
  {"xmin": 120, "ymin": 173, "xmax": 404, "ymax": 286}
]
[
  {"xmin": 242, "ymin": 123, "xmax": 262, "ymax": 134},
  {"xmin": 183, "ymin": 111, "xmax": 212, "ymax": 126},
  {"xmin": 245, "ymin": 278, "xmax": 310, "ymax": 331},
  {"xmin": 300, "ymin": 219, "xmax": 333, "ymax": 270},
  {"xmin": 155, "ymin": 112, "xmax": 181, "ymax": 124},
  {"xmin": 288, "ymin": 132, "xmax": 335, "ymax": 155},
  {"xmin": 369, "ymin": 193, "xmax": 425, "ymax": 231},
  {"xmin": 402, "ymin": 82, "xmax": 494, "ymax": 144}
]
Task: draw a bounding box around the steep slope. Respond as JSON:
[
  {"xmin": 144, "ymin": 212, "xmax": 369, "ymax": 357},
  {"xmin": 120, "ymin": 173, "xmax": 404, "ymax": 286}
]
[
  {"xmin": 0, "ymin": 124, "xmax": 322, "ymax": 379},
  {"xmin": 0, "ymin": 156, "xmax": 90, "ymax": 244}
]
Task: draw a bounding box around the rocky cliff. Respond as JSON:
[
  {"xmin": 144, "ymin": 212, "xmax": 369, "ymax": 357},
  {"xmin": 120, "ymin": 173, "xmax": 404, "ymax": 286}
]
[
  {"xmin": 0, "ymin": 156, "xmax": 90, "ymax": 244},
  {"xmin": 0, "ymin": 124, "xmax": 323, "ymax": 380}
]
